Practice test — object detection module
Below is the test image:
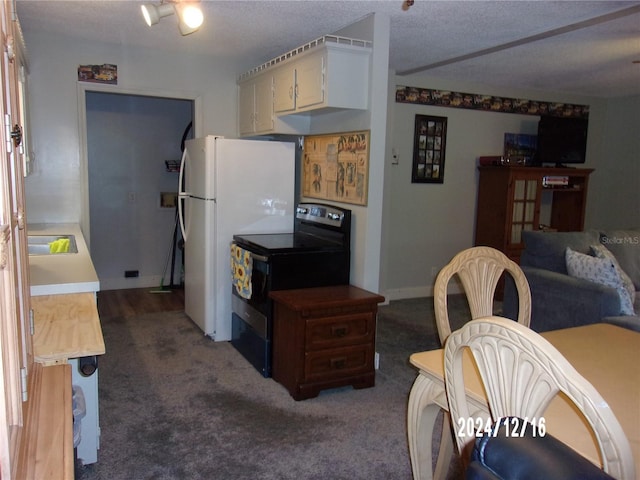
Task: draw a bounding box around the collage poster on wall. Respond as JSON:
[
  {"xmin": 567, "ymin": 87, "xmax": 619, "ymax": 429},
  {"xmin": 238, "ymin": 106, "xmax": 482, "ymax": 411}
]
[
  {"xmin": 411, "ymin": 115, "xmax": 447, "ymax": 183},
  {"xmin": 77, "ymin": 64, "xmax": 118, "ymax": 84},
  {"xmin": 302, "ymin": 131, "xmax": 370, "ymax": 206}
]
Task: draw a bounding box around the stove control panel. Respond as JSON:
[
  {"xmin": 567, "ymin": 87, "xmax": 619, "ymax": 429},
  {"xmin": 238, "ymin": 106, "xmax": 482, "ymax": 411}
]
[{"xmin": 296, "ymin": 203, "xmax": 350, "ymax": 228}]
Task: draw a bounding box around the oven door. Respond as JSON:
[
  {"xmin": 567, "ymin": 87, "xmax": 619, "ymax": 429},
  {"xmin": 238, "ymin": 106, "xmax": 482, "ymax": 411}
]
[
  {"xmin": 231, "ymin": 245, "xmax": 270, "ymax": 317},
  {"xmin": 230, "ymin": 244, "xmax": 272, "ymax": 377}
]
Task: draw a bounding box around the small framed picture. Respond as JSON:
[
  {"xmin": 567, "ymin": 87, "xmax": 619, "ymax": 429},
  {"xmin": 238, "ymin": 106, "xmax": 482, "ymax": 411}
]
[{"xmin": 411, "ymin": 115, "xmax": 447, "ymax": 183}]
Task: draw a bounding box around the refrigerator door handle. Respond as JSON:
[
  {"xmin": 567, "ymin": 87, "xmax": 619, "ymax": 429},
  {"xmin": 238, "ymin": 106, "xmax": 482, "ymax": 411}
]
[{"xmin": 178, "ymin": 149, "xmax": 188, "ymax": 241}]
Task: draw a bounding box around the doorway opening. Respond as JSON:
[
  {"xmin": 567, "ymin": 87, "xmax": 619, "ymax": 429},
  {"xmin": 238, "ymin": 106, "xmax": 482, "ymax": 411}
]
[{"xmin": 85, "ymin": 91, "xmax": 194, "ymax": 290}]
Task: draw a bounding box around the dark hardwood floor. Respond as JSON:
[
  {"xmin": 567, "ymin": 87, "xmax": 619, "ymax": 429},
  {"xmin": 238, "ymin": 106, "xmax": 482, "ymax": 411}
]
[{"xmin": 96, "ymin": 287, "xmax": 185, "ymax": 318}]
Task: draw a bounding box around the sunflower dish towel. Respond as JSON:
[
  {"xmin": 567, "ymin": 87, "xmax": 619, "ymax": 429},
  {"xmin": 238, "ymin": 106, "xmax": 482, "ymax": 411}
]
[{"xmin": 230, "ymin": 243, "xmax": 252, "ymax": 299}]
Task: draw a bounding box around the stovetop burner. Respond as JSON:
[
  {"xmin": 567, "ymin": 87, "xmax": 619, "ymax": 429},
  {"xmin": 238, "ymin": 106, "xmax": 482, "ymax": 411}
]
[
  {"xmin": 232, "ymin": 232, "xmax": 341, "ymax": 252},
  {"xmin": 233, "ymin": 202, "xmax": 351, "ymax": 254}
]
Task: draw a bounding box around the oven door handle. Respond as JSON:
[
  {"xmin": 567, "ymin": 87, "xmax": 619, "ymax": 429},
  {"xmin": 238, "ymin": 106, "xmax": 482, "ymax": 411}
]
[{"xmin": 249, "ymin": 252, "xmax": 269, "ymax": 263}]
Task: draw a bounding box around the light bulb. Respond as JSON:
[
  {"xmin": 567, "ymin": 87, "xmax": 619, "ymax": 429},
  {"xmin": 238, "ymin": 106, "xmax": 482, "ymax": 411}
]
[{"xmin": 180, "ymin": 4, "xmax": 204, "ymax": 29}]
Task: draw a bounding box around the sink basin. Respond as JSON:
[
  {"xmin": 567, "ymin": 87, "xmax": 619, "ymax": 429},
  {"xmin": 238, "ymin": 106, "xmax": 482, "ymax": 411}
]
[{"xmin": 28, "ymin": 235, "xmax": 78, "ymax": 255}]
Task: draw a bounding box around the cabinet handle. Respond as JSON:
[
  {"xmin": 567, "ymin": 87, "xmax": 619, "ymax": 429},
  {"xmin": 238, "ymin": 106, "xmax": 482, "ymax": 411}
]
[
  {"xmin": 330, "ymin": 357, "xmax": 346, "ymax": 369},
  {"xmin": 0, "ymin": 225, "xmax": 8, "ymax": 270},
  {"xmin": 16, "ymin": 209, "xmax": 25, "ymax": 230},
  {"xmin": 331, "ymin": 325, "xmax": 348, "ymax": 337}
]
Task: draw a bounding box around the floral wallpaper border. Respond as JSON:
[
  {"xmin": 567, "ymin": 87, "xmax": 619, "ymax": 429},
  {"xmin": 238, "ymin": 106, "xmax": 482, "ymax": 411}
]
[{"xmin": 395, "ymin": 85, "xmax": 589, "ymax": 119}]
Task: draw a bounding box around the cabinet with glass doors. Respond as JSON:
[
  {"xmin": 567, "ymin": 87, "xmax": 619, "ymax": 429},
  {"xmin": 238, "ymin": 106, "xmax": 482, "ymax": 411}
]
[{"xmin": 475, "ymin": 166, "xmax": 593, "ymax": 263}]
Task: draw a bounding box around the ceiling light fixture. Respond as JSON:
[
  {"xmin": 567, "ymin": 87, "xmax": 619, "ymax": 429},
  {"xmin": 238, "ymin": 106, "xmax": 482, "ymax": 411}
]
[
  {"xmin": 174, "ymin": 2, "xmax": 204, "ymax": 35},
  {"xmin": 140, "ymin": 1, "xmax": 204, "ymax": 36}
]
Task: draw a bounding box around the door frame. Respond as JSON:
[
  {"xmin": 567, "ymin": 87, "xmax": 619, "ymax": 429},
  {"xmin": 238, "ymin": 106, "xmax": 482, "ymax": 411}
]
[{"xmin": 76, "ymin": 82, "xmax": 203, "ymax": 247}]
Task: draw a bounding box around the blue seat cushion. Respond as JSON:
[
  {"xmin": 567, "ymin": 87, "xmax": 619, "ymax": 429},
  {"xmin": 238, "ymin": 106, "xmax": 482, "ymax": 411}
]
[{"xmin": 467, "ymin": 417, "xmax": 614, "ymax": 480}]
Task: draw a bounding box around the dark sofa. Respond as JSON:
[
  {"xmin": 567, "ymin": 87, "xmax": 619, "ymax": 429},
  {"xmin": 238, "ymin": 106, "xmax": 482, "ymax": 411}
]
[
  {"xmin": 467, "ymin": 417, "xmax": 614, "ymax": 480},
  {"xmin": 503, "ymin": 229, "xmax": 640, "ymax": 332}
]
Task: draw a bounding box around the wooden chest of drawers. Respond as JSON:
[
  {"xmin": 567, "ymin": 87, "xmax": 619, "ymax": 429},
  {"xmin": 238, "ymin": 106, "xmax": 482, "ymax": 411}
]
[{"xmin": 270, "ymin": 285, "xmax": 384, "ymax": 400}]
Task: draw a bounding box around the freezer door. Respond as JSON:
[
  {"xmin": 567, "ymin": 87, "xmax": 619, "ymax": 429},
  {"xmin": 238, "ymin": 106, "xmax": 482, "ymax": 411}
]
[{"xmin": 183, "ymin": 136, "xmax": 215, "ymax": 200}]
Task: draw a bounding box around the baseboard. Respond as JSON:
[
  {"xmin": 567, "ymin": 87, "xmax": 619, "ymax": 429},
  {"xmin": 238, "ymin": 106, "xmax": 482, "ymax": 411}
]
[
  {"xmin": 383, "ymin": 283, "xmax": 463, "ymax": 302},
  {"xmin": 99, "ymin": 275, "xmax": 164, "ymax": 291}
]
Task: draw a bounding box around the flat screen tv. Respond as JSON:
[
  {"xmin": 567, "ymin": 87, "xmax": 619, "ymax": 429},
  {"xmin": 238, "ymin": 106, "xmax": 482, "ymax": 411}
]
[{"xmin": 535, "ymin": 116, "xmax": 588, "ymax": 167}]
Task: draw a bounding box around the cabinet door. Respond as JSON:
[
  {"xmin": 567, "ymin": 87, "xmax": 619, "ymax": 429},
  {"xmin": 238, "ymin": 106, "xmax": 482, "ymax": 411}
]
[
  {"xmin": 253, "ymin": 75, "xmax": 273, "ymax": 133},
  {"xmin": 273, "ymin": 65, "xmax": 296, "ymax": 113},
  {"xmin": 295, "ymin": 52, "xmax": 324, "ymax": 110},
  {"xmin": 0, "ymin": 2, "xmax": 32, "ymax": 475},
  {"xmin": 508, "ymin": 177, "xmax": 540, "ymax": 246},
  {"xmin": 238, "ymin": 81, "xmax": 256, "ymax": 135}
]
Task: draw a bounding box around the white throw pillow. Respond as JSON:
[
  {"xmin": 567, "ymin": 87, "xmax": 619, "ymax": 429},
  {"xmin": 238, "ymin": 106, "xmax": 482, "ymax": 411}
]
[
  {"xmin": 591, "ymin": 243, "xmax": 636, "ymax": 314},
  {"xmin": 565, "ymin": 247, "xmax": 635, "ymax": 315}
]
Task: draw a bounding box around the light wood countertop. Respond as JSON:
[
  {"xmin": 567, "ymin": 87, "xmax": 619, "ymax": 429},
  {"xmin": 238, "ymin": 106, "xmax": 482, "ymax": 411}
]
[{"xmin": 32, "ymin": 293, "xmax": 105, "ymax": 364}]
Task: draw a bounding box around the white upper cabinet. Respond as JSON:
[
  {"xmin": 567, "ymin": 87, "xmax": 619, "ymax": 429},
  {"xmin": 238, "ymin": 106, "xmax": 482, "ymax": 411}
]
[
  {"xmin": 272, "ymin": 64, "xmax": 296, "ymax": 114},
  {"xmin": 238, "ymin": 36, "xmax": 371, "ymax": 136},
  {"xmin": 238, "ymin": 74, "xmax": 274, "ymax": 135}
]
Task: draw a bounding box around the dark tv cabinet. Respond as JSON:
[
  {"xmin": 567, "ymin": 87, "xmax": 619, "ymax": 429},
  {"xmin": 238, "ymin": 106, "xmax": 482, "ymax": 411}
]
[{"xmin": 475, "ymin": 166, "xmax": 594, "ymax": 263}]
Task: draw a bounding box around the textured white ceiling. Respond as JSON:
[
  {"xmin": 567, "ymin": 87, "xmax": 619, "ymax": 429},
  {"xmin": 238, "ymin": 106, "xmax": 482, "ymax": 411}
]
[{"xmin": 15, "ymin": 0, "xmax": 640, "ymax": 98}]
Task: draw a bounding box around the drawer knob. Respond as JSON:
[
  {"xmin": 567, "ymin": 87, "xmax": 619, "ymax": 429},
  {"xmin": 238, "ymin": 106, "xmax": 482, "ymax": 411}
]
[
  {"xmin": 331, "ymin": 325, "xmax": 348, "ymax": 337},
  {"xmin": 330, "ymin": 357, "xmax": 346, "ymax": 369}
]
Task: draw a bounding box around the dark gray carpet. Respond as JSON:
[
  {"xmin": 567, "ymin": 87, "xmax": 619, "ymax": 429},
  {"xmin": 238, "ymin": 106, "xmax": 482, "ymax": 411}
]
[{"xmin": 77, "ymin": 295, "xmax": 473, "ymax": 480}]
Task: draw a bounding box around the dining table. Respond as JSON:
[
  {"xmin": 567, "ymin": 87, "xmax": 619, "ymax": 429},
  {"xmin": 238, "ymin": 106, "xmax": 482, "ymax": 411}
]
[{"xmin": 407, "ymin": 322, "xmax": 640, "ymax": 480}]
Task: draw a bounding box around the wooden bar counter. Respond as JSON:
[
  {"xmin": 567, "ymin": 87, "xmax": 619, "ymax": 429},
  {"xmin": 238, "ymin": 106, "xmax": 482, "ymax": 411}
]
[
  {"xmin": 32, "ymin": 292, "xmax": 105, "ymax": 365},
  {"xmin": 16, "ymin": 363, "xmax": 74, "ymax": 480}
]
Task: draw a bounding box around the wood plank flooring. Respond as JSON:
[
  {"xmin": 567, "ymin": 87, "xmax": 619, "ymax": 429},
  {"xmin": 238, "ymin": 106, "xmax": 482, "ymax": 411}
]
[{"xmin": 96, "ymin": 287, "xmax": 185, "ymax": 318}]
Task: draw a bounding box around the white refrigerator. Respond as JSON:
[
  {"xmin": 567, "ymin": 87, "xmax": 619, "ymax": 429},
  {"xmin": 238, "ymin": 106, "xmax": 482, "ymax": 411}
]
[{"xmin": 178, "ymin": 135, "xmax": 295, "ymax": 340}]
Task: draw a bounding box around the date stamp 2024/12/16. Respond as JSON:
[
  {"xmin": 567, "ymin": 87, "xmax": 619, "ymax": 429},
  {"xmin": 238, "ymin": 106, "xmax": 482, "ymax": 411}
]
[{"xmin": 456, "ymin": 416, "xmax": 547, "ymax": 439}]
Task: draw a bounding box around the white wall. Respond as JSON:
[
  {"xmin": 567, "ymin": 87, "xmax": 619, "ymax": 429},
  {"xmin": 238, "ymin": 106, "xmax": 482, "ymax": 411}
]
[
  {"xmin": 590, "ymin": 95, "xmax": 640, "ymax": 228},
  {"xmin": 24, "ymin": 31, "xmax": 242, "ymax": 228},
  {"xmin": 302, "ymin": 13, "xmax": 390, "ymax": 294},
  {"xmin": 382, "ymin": 74, "xmax": 618, "ymax": 300}
]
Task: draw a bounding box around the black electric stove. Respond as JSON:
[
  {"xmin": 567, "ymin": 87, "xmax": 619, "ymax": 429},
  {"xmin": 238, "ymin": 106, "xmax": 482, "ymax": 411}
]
[{"xmin": 230, "ymin": 203, "xmax": 351, "ymax": 377}]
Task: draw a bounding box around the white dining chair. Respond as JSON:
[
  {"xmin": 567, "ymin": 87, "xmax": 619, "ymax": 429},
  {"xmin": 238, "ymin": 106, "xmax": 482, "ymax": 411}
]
[
  {"xmin": 444, "ymin": 316, "xmax": 635, "ymax": 480},
  {"xmin": 429, "ymin": 246, "xmax": 532, "ymax": 477},
  {"xmin": 434, "ymin": 246, "xmax": 531, "ymax": 345}
]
